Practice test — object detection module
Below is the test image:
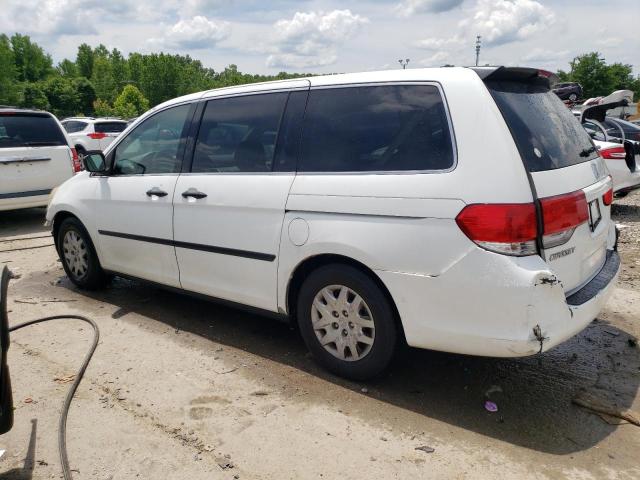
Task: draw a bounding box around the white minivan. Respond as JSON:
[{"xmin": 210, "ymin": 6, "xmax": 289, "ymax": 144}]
[{"xmin": 46, "ymin": 67, "xmax": 620, "ymax": 379}]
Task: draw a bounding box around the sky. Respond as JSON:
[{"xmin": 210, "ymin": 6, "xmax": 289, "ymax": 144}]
[{"xmin": 0, "ymin": 0, "xmax": 638, "ymax": 75}]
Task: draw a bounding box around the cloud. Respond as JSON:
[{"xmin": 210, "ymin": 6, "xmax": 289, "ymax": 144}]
[
  {"xmin": 418, "ymin": 51, "xmax": 450, "ymax": 65},
  {"xmin": 415, "ymin": 35, "xmax": 464, "ymax": 50},
  {"xmin": 522, "ymin": 48, "xmax": 570, "ymax": 63},
  {"xmin": 396, "ymin": 0, "xmax": 464, "ymax": 17},
  {"xmin": 0, "ymin": 0, "xmax": 97, "ymax": 35},
  {"xmin": 267, "ymin": 10, "xmax": 368, "ymax": 68},
  {"xmin": 150, "ymin": 16, "xmax": 231, "ymax": 50},
  {"xmin": 461, "ymin": 0, "xmax": 555, "ymax": 45}
]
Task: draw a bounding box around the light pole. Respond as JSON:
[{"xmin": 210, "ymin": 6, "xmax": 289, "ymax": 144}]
[
  {"xmin": 475, "ymin": 35, "xmax": 481, "ymax": 67},
  {"xmin": 398, "ymin": 58, "xmax": 410, "ymax": 69}
]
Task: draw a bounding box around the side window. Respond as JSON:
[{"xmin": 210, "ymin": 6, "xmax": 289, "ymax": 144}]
[
  {"xmin": 113, "ymin": 104, "xmax": 191, "ymax": 175},
  {"xmin": 191, "ymin": 92, "xmax": 288, "ymax": 173},
  {"xmin": 62, "ymin": 121, "xmax": 87, "ymax": 133},
  {"xmin": 583, "ymin": 121, "xmax": 606, "ymax": 142},
  {"xmin": 273, "ymin": 90, "xmax": 308, "ymax": 172},
  {"xmin": 298, "ymin": 85, "xmax": 454, "ymax": 172}
]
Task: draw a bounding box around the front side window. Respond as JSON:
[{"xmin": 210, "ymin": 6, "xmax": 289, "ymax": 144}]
[
  {"xmin": 113, "ymin": 104, "xmax": 191, "ymax": 175},
  {"xmin": 298, "ymin": 85, "xmax": 454, "ymax": 172},
  {"xmin": 191, "ymin": 92, "xmax": 288, "ymax": 173}
]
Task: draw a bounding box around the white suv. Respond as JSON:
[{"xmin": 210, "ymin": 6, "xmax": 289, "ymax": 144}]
[
  {"xmin": 61, "ymin": 117, "xmax": 128, "ymax": 156},
  {"xmin": 46, "ymin": 67, "xmax": 620, "ymax": 379},
  {"xmin": 1, "ymin": 108, "xmax": 81, "ymax": 211}
]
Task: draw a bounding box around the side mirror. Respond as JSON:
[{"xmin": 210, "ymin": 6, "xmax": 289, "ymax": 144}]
[
  {"xmin": 0, "ymin": 266, "xmax": 14, "ymax": 435},
  {"xmin": 82, "ymin": 151, "xmax": 108, "ymax": 173}
]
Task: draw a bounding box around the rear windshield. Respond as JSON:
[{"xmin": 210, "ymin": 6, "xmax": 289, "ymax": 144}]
[
  {"xmin": 62, "ymin": 120, "xmax": 88, "ymax": 133},
  {"xmin": 0, "ymin": 113, "xmax": 67, "ymax": 148},
  {"xmin": 95, "ymin": 122, "xmax": 127, "ymax": 133},
  {"xmin": 487, "ymin": 81, "xmax": 598, "ymax": 172}
]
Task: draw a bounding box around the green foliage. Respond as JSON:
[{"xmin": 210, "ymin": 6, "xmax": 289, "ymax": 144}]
[
  {"xmin": 57, "ymin": 59, "xmax": 78, "ymax": 78},
  {"xmin": 76, "ymin": 44, "xmax": 94, "ymax": 79},
  {"xmin": 113, "ymin": 85, "xmax": 149, "ymax": 118},
  {"xmin": 73, "ymin": 77, "xmax": 97, "ymax": 116},
  {"xmin": 10, "ymin": 33, "xmax": 53, "ymax": 83},
  {"xmin": 22, "ymin": 83, "xmax": 49, "ymax": 110},
  {"xmin": 558, "ymin": 52, "xmax": 640, "ymax": 100},
  {"xmin": 93, "ymin": 98, "xmax": 114, "ymax": 117},
  {"xmin": 42, "ymin": 77, "xmax": 80, "ymax": 117},
  {"xmin": 0, "ymin": 34, "xmax": 19, "ymax": 105}
]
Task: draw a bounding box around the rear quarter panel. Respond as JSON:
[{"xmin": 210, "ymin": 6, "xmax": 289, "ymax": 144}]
[{"xmin": 277, "ymin": 69, "xmax": 534, "ymax": 312}]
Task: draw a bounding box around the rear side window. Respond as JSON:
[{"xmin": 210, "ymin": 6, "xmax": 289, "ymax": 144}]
[
  {"xmin": 62, "ymin": 121, "xmax": 88, "ymax": 133},
  {"xmin": 192, "ymin": 92, "xmax": 288, "ymax": 173},
  {"xmin": 488, "ymin": 81, "xmax": 598, "ymax": 172},
  {"xmin": 95, "ymin": 122, "xmax": 127, "ymax": 133},
  {"xmin": 0, "ymin": 114, "xmax": 67, "ymax": 148},
  {"xmin": 298, "ymin": 85, "xmax": 454, "ymax": 172}
]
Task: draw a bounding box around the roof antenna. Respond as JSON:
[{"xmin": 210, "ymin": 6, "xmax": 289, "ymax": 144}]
[{"xmin": 475, "ymin": 35, "xmax": 482, "ymax": 67}]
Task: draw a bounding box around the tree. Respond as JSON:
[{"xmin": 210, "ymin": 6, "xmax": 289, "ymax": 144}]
[
  {"xmin": 76, "ymin": 43, "xmax": 94, "ymax": 79},
  {"xmin": 91, "ymin": 54, "xmax": 116, "ymax": 102},
  {"xmin": 74, "ymin": 77, "xmax": 97, "ymax": 115},
  {"xmin": 10, "ymin": 33, "xmax": 52, "ymax": 82},
  {"xmin": 43, "ymin": 77, "xmax": 80, "ymax": 117},
  {"xmin": 57, "ymin": 59, "xmax": 78, "ymax": 78},
  {"xmin": 22, "ymin": 83, "xmax": 50, "ymax": 110},
  {"xmin": 0, "ymin": 34, "xmax": 19, "ymax": 105},
  {"xmin": 113, "ymin": 85, "xmax": 149, "ymax": 118},
  {"xmin": 93, "ymin": 98, "xmax": 114, "ymax": 117}
]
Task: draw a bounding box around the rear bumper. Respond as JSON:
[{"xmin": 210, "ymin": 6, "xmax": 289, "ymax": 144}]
[
  {"xmin": 377, "ymin": 247, "xmax": 620, "ymax": 358},
  {"xmin": 0, "ymin": 190, "xmax": 52, "ymax": 211}
]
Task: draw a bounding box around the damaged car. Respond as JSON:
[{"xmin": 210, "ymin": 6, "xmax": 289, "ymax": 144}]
[{"xmin": 46, "ymin": 67, "xmax": 619, "ymax": 380}]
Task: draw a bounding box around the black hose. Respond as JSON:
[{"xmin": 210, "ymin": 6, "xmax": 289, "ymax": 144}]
[{"xmin": 9, "ymin": 315, "xmax": 99, "ymax": 480}]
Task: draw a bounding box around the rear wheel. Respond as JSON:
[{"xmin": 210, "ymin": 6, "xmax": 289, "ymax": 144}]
[
  {"xmin": 57, "ymin": 217, "xmax": 108, "ymax": 290},
  {"xmin": 297, "ymin": 265, "xmax": 397, "ymax": 380}
]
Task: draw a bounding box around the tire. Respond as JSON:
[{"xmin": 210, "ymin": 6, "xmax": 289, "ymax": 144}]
[
  {"xmin": 57, "ymin": 217, "xmax": 108, "ymax": 290},
  {"xmin": 568, "ymin": 93, "xmax": 578, "ymax": 102},
  {"xmin": 296, "ymin": 264, "xmax": 398, "ymax": 380}
]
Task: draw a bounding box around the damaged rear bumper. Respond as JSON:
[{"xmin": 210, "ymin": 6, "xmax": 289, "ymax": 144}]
[{"xmin": 376, "ymin": 247, "xmax": 620, "ymax": 358}]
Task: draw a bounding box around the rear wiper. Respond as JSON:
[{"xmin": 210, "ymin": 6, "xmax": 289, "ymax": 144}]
[{"xmin": 579, "ymin": 146, "xmax": 597, "ymax": 157}]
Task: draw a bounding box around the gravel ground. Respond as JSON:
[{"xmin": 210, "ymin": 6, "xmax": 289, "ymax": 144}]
[{"xmin": 0, "ymin": 193, "xmax": 638, "ymax": 480}]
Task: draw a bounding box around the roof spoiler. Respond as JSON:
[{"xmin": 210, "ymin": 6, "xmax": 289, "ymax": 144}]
[{"xmin": 470, "ymin": 66, "xmax": 559, "ymax": 89}]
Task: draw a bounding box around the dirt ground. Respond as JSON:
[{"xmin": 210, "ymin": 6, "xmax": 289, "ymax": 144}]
[{"xmin": 0, "ymin": 193, "xmax": 638, "ymax": 480}]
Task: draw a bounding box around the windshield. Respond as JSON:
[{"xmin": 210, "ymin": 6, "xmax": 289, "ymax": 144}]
[
  {"xmin": 0, "ymin": 113, "xmax": 67, "ymax": 148},
  {"xmin": 487, "ymin": 81, "xmax": 598, "ymax": 172}
]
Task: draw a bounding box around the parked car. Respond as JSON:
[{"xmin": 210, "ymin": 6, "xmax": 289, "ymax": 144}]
[
  {"xmin": 1, "ymin": 108, "xmax": 81, "ymax": 211},
  {"xmin": 582, "ymin": 95, "xmax": 640, "ymax": 196},
  {"xmin": 552, "ymin": 82, "xmax": 582, "ymax": 101},
  {"xmin": 47, "ymin": 67, "xmax": 619, "ymax": 380},
  {"xmin": 61, "ymin": 117, "xmax": 128, "ymax": 156}
]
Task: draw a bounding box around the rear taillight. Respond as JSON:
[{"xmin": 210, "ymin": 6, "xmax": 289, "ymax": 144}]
[
  {"xmin": 455, "ymin": 203, "xmax": 538, "ymax": 256},
  {"xmin": 540, "ymin": 190, "xmax": 588, "ymax": 248},
  {"xmin": 70, "ymin": 147, "xmax": 82, "ymax": 173},
  {"xmin": 456, "ymin": 190, "xmax": 590, "ymax": 255},
  {"xmin": 88, "ymin": 132, "xmax": 106, "ymax": 140},
  {"xmin": 599, "ymin": 146, "xmax": 626, "ymax": 159},
  {"xmin": 603, "ymin": 188, "xmax": 613, "ymax": 206}
]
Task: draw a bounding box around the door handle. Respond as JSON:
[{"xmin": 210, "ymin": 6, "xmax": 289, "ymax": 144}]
[
  {"xmin": 182, "ymin": 188, "xmax": 207, "ymax": 199},
  {"xmin": 146, "ymin": 187, "xmax": 168, "ymax": 197}
]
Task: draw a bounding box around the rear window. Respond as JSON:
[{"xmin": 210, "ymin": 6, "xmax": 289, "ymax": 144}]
[
  {"xmin": 95, "ymin": 122, "xmax": 127, "ymax": 133},
  {"xmin": 0, "ymin": 113, "xmax": 67, "ymax": 148},
  {"xmin": 298, "ymin": 85, "xmax": 454, "ymax": 172},
  {"xmin": 488, "ymin": 81, "xmax": 598, "ymax": 172}
]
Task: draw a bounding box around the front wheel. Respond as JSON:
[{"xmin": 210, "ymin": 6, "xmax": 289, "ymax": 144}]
[
  {"xmin": 57, "ymin": 217, "xmax": 108, "ymax": 290},
  {"xmin": 297, "ymin": 265, "xmax": 398, "ymax": 380}
]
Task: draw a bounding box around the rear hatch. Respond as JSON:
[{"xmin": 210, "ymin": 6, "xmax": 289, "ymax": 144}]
[
  {"xmin": 484, "ymin": 68, "xmax": 613, "ymax": 294},
  {"xmin": 0, "ymin": 112, "xmax": 74, "ymax": 198},
  {"xmin": 94, "ymin": 121, "xmax": 127, "ymax": 150}
]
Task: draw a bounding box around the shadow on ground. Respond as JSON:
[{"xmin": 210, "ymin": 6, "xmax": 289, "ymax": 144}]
[
  {"xmin": 0, "ymin": 209, "xmax": 48, "ymax": 238},
  {"xmin": 0, "ymin": 419, "xmax": 36, "ymax": 480},
  {"xmin": 70, "ymin": 275, "xmax": 640, "ymax": 457}
]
